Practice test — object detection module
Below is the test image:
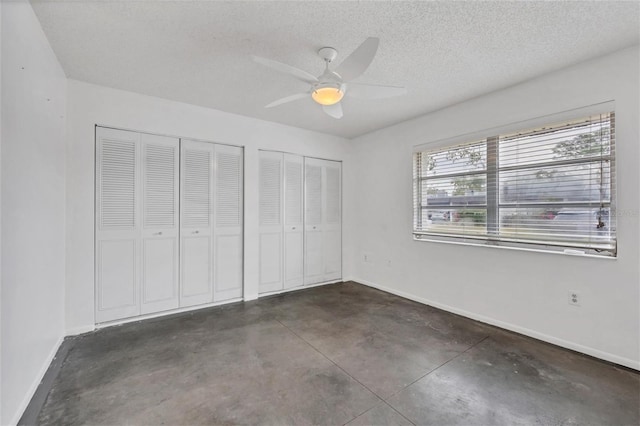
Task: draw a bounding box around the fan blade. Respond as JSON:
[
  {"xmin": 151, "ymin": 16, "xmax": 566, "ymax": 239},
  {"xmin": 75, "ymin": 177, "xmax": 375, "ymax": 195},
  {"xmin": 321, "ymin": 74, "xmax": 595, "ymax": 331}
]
[
  {"xmin": 323, "ymin": 102, "xmax": 343, "ymax": 119},
  {"xmin": 252, "ymin": 55, "xmax": 318, "ymax": 84},
  {"xmin": 334, "ymin": 37, "xmax": 379, "ymax": 82},
  {"xmin": 346, "ymin": 82, "xmax": 407, "ymax": 99},
  {"xmin": 265, "ymin": 92, "xmax": 309, "ymax": 108}
]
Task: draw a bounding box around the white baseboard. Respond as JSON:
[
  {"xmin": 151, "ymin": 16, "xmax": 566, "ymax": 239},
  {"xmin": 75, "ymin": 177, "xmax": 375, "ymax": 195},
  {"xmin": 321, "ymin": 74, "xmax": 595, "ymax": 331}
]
[
  {"xmin": 70, "ymin": 280, "xmax": 344, "ymax": 335},
  {"xmin": 244, "ymin": 293, "xmax": 259, "ymax": 302},
  {"xmin": 95, "ymin": 297, "xmax": 243, "ymax": 330},
  {"xmin": 9, "ymin": 335, "xmax": 64, "ymax": 426},
  {"xmin": 257, "ymin": 280, "xmax": 341, "ymax": 298},
  {"xmin": 65, "ymin": 325, "xmax": 95, "ymax": 336},
  {"xmin": 355, "ymin": 278, "xmax": 640, "ymax": 371}
]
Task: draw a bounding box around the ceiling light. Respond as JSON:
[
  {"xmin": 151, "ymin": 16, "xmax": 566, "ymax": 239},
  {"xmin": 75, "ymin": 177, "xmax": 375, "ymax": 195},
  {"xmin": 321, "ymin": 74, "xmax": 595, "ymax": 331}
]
[{"xmin": 312, "ymin": 86, "xmax": 344, "ymax": 106}]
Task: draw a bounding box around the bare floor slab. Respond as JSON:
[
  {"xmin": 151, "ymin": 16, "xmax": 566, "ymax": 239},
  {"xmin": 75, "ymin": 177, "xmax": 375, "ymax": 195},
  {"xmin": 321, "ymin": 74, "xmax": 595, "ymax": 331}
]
[{"xmin": 27, "ymin": 282, "xmax": 639, "ymax": 425}]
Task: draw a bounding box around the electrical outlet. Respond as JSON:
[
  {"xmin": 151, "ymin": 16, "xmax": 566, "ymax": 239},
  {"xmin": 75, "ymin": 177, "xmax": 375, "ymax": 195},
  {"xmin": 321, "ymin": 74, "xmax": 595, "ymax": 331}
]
[
  {"xmin": 568, "ymin": 291, "xmax": 580, "ymax": 306},
  {"xmin": 363, "ymin": 254, "xmax": 371, "ymax": 263}
]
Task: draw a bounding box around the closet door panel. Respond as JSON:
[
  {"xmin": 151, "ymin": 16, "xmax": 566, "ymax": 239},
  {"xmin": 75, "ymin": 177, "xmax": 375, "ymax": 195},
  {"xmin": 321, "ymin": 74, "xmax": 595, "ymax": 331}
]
[
  {"xmin": 214, "ymin": 144, "xmax": 244, "ymax": 301},
  {"xmin": 96, "ymin": 239, "xmax": 138, "ymax": 316},
  {"xmin": 323, "ymin": 161, "xmax": 342, "ymax": 281},
  {"xmin": 140, "ymin": 134, "xmax": 179, "ymax": 314},
  {"xmin": 260, "ymin": 233, "xmax": 282, "ymax": 291},
  {"xmin": 283, "ymin": 154, "xmax": 304, "ymax": 289},
  {"xmin": 284, "ymin": 232, "xmax": 304, "ymax": 289},
  {"xmin": 258, "ymin": 151, "xmax": 284, "ymax": 293},
  {"xmin": 304, "ymin": 232, "xmax": 323, "ymax": 282},
  {"xmin": 95, "ymin": 127, "xmax": 141, "ymax": 323},
  {"xmin": 304, "ymin": 158, "xmax": 324, "ymax": 285},
  {"xmin": 216, "ymin": 234, "xmax": 243, "ymax": 292},
  {"xmin": 142, "ymin": 238, "xmax": 177, "ymax": 309},
  {"xmin": 180, "ymin": 140, "xmax": 214, "ymax": 307},
  {"xmin": 323, "ymin": 230, "xmax": 341, "ymax": 280},
  {"xmin": 182, "ymin": 236, "xmax": 211, "ymax": 297}
]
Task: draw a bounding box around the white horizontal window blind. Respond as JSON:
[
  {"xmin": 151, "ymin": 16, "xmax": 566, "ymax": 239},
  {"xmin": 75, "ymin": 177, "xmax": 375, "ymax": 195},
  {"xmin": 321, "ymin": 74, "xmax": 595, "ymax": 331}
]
[
  {"xmin": 413, "ymin": 112, "xmax": 616, "ymax": 256},
  {"xmin": 414, "ymin": 140, "xmax": 489, "ymax": 239}
]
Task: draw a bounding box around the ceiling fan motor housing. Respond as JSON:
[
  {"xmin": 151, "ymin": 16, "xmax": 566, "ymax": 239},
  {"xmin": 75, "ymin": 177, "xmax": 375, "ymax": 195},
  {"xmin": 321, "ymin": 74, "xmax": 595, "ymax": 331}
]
[
  {"xmin": 313, "ymin": 75, "xmax": 343, "ymax": 91},
  {"xmin": 318, "ymin": 47, "xmax": 338, "ymax": 63}
]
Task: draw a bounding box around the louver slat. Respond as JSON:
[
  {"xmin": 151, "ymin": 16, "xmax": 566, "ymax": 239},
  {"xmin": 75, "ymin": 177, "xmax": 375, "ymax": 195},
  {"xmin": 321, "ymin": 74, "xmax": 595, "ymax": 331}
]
[
  {"xmin": 325, "ymin": 166, "xmax": 340, "ymax": 224},
  {"xmin": 260, "ymin": 157, "xmax": 282, "ymax": 226},
  {"xmin": 100, "ymin": 139, "xmax": 136, "ymax": 228},
  {"xmin": 182, "ymin": 149, "xmax": 211, "ymax": 228},
  {"xmin": 216, "ymin": 151, "xmax": 242, "ymax": 227},
  {"xmin": 285, "ymin": 159, "xmax": 303, "ymax": 225},
  {"xmin": 144, "ymin": 144, "xmax": 176, "ymax": 227},
  {"xmin": 305, "ymin": 164, "xmax": 322, "ymax": 225}
]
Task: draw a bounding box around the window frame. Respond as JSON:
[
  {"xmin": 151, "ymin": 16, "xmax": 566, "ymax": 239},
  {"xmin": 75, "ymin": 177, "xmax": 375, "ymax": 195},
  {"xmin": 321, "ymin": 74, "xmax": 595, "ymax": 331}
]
[{"xmin": 412, "ymin": 109, "xmax": 617, "ymax": 258}]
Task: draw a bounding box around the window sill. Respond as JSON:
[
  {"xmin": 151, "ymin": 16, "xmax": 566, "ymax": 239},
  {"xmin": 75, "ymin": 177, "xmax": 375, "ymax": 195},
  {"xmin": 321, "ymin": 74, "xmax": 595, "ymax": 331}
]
[{"xmin": 413, "ymin": 235, "xmax": 617, "ymax": 260}]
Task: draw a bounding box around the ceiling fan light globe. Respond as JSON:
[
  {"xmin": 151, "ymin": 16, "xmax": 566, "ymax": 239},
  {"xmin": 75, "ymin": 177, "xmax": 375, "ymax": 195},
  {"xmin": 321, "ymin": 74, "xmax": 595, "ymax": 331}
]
[{"xmin": 312, "ymin": 87, "xmax": 344, "ymax": 106}]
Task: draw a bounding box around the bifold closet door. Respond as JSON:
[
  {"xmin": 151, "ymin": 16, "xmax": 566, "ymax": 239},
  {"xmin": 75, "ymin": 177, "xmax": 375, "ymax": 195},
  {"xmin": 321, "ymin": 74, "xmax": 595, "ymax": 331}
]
[
  {"xmin": 304, "ymin": 158, "xmax": 342, "ymax": 285},
  {"xmin": 180, "ymin": 139, "xmax": 215, "ymax": 307},
  {"xmin": 96, "ymin": 127, "xmax": 141, "ymax": 322},
  {"xmin": 323, "ymin": 160, "xmax": 342, "ymax": 281},
  {"xmin": 95, "ymin": 127, "xmax": 179, "ymax": 323},
  {"xmin": 258, "ymin": 151, "xmax": 304, "ymax": 294},
  {"xmin": 304, "ymin": 158, "xmax": 324, "ymax": 285},
  {"xmin": 283, "ymin": 154, "xmax": 304, "ymax": 289},
  {"xmin": 213, "ymin": 144, "xmax": 244, "ymax": 301},
  {"xmin": 258, "ymin": 151, "xmax": 284, "ymax": 293},
  {"xmin": 140, "ymin": 133, "xmax": 180, "ymax": 314}
]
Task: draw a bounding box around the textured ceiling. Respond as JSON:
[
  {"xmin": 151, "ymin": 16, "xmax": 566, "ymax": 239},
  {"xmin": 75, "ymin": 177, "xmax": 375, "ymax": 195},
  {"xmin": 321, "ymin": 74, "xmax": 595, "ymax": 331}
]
[{"xmin": 31, "ymin": 1, "xmax": 639, "ymax": 138}]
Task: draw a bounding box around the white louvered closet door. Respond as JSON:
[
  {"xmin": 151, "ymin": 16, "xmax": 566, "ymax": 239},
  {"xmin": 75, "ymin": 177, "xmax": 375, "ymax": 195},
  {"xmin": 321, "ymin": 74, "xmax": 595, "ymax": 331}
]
[
  {"xmin": 258, "ymin": 151, "xmax": 284, "ymax": 294},
  {"xmin": 95, "ymin": 127, "xmax": 141, "ymax": 323},
  {"xmin": 283, "ymin": 154, "xmax": 304, "ymax": 289},
  {"xmin": 140, "ymin": 134, "xmax": 180, "ymax": 314},
  {"xmin": 214, "ymin": 144, "xmax": 244, "ymax": 301},
  {"xmin": 323, "ymin": 160, "xmax": 342, "ymax": 281},
  {"xmin": 304, "ymin": 157, "xmax": 325, "ymax": 285},
  {"xmin": 180, "ymin": 139, "xmax": 215, "ymax": 307}
]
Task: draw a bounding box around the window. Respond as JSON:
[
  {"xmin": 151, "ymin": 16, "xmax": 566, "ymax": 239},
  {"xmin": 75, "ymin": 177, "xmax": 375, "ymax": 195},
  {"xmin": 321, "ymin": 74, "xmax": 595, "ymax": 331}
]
[{"xmin": 413, "ymin": 112, "xmax": 616, "ymax": 256}]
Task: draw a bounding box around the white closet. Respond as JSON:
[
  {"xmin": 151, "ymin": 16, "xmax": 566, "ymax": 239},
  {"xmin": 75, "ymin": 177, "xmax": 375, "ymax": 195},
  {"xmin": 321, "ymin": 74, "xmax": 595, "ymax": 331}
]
[
  {"xmin": 95, "ymin": 127, "xmax": 243, "ymax": 323},
  {"xmin": 258, "ymin": 151, "xmax": 341, "ymax": 294}
]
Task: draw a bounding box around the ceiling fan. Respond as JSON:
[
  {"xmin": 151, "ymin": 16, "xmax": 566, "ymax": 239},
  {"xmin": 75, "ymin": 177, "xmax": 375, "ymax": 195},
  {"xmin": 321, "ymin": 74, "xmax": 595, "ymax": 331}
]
[{"xmin": 252, "ymin": 37, "xmax": 407, "ymax": 119}]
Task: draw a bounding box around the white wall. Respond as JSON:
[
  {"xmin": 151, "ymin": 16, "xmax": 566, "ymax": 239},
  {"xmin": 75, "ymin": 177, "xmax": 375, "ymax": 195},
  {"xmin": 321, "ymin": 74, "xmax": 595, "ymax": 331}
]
[
  {"xmin": 1, "ymin": 1, "xmax": 67, "ymax": 424},
  {"xmin": 0, "ymin": 2, "xmax": 3, "ymax": 424},
  {"xmin": 65, "ymin": 80, "xmax": 350, "ymax": 334},
  {"xmin": 0, "ymin": 2, "xmax": 3, "ymax": 423},
  {"xmin": 346, "ymin": 46, "xmax": 640, "ymax": 369}
]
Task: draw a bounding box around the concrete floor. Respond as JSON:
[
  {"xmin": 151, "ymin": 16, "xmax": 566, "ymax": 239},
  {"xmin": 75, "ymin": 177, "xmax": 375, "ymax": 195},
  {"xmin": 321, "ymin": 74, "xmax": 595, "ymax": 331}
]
[{"xmin": 30, "ymin": 282, "xmax": 639, "ymax": 425}]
